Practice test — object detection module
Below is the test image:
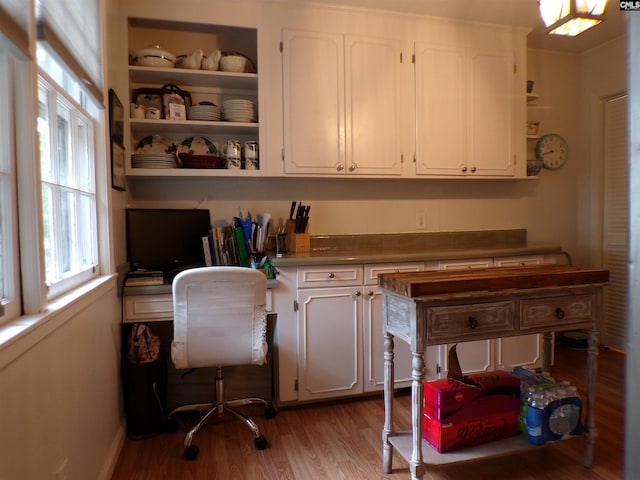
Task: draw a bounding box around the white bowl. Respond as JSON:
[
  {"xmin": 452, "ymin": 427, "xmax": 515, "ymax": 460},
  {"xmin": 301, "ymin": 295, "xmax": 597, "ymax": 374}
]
[
  {"xmin": 131, "ymin": 45, "xmax": 176, "ymax": 68},
  {"xmin": 220, "ymin": 55, "xmax": 248, "ymax": 73}
]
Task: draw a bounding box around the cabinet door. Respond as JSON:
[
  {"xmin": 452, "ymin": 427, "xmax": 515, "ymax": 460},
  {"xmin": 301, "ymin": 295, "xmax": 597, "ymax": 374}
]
[
  {"xmin": 468, "ymin": 49, "xmax": 515, "ymax": 176},
  {"xmin": 415, "ymin": 43, "xmax": 466, "ymax": 175},
  {"xmin": 345, "ymin": 35, "xmax": 402, "ymax": 175},
  {"xmin": 282, "ymin": 29, "xmax": 345, "ymax": 174},
  {"xmin": 415, "ymin": 43, "xmax": 516, "ymax": 177},
  {"xmin": 494, "ymin": 254, "xmax": 555, "ymax": 370},
  {"xmin": 297, "ymin": 287, "xmax": 362, "ymax": 401},
  {"xmin": 438, "ymin": 258, "xmax": 494, "ymax": 374}
]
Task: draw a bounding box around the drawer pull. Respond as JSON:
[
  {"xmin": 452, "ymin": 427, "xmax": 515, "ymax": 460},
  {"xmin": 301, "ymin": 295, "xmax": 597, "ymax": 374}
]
[
  {"xmin": 328, "ymin": 273, "xmax": 335, "ymax": 279},
  {"xmin": 468, "ymin": 316, "xmax": 479, "ymax": 329},
  {"xmin": 555, "ymin": 307, "xmax": 565, "ymax": 320}
]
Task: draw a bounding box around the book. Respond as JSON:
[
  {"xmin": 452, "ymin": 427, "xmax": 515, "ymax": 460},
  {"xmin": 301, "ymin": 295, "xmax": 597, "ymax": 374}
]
[
  {"xmin": 125, "ymin": 276, "xmax": 164, "ymax": 286},
  {"xmin": 202, "ymin": 236, "xmax": 213, "ymax": 266}
]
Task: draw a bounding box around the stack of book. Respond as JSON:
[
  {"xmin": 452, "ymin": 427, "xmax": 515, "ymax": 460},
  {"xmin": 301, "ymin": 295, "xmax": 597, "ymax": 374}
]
[{"xmin": 202, "ymin": 212, "xmax": 271, "ymax": 267}]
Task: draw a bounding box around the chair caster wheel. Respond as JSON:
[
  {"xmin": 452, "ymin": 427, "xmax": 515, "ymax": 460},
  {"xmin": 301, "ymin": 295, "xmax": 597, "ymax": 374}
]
[
  {"xmin": 254, "ymin": 435, "xmax": 268, "ymax": 450},
  {"xmin": 184, "ymin": 444, "xmax": 199, "ymax": 460},
  {"xmin": 265, "ymin": 404, "xmax": 277, "ymax": 419}
]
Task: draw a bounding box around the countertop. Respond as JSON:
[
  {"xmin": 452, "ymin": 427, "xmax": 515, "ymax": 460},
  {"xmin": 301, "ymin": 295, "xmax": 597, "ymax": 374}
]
[{"xmin": 270, "ymin": 229, "xmax": 564, "ymax": 267}]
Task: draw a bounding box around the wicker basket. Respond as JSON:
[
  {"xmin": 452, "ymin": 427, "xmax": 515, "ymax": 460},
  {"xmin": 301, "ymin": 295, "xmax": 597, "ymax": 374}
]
[{"xmin": 178, "ymin": 154, "xmax": 226, "ymax": 169}]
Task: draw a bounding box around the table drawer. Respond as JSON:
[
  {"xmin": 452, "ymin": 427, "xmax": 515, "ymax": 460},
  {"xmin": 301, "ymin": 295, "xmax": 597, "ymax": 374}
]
[
  {"xmin": 124, "ymin": 294, "xmax": 173, "ymax": 323},
  {"xmin": 426, "ymin": 301, "xmax": 515, "ymax": 342},
  {"xmin": 520, "ymin": 294, "xmax": 597, "ymax": 330}
]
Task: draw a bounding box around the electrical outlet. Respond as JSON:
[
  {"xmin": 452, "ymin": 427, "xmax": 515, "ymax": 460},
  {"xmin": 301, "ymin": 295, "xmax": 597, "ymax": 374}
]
[{"xmin": 416, "ymin": 212, "xmax": 426, "ymax": 230}]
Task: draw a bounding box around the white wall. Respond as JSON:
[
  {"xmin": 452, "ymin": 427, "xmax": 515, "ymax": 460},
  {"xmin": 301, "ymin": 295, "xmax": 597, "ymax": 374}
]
[{"xmin": 0, "ymin": 280, "xmax": 123, "ymax": 480}]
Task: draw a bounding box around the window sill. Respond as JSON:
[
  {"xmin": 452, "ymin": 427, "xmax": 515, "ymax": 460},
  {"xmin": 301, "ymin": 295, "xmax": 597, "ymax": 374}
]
[{"xmin": 0, "ymin": 274, "xmax": 118, "ymax": 370}]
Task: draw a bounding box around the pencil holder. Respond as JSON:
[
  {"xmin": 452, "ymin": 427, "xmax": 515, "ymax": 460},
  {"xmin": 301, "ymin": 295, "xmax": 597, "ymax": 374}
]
[{"xmin": 285, "ymin": 219, "xmax": 310, "ymax": 253}]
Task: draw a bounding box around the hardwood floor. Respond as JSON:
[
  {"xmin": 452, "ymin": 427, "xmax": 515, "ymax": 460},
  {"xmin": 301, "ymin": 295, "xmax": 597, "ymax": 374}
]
[{"xmin": 111, "ymin": 345, "xmax": 625, "ymax": 480}]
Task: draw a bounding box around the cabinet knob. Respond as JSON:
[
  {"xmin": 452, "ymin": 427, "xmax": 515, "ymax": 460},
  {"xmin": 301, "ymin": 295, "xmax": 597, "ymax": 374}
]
[
  {"xmin": 367, "ymin": 290, "xmax": 374, "ymax": 297},
  {"xmin": 328, "ymin": 272, "xmax": 335, "ymax": 279},
  {"xmin": 348, "ymin": 164, "xmax": 356, "ymax": 172},
  {"xmin": 470, "ymin": 166, "xmax": 477, "ymax": 173},
  {"xmin": 353, "ymin": 290, "xmax": 361, "ymax": 297},
  {"xmin": 336, "ymin": 164, "xmax": 345, "ymax": 172},
  {"xmin": 555, "ymin": 307, "xmax": 565, "ymax": 320},
  {"xmin": 468, "ymin": 316, "xmax": 479, "ymax": 329},
  {"xmin": 461, "ymin": 166, "xmax": 468, "ymax": 173}
]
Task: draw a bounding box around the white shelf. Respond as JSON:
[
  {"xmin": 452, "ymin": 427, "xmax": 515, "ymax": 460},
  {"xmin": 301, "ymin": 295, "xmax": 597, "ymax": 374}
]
[
  {"xmin": 389, "ymin": 429, "xmax": 583, "ymax": 467},
  {"xmin": 130, "ymin": 118, "xmax": 258, "ymax": 136},
  {"xmin": 126, "ymin": 167, "xmax": 265, "ymax": 178},
  {"xmin": 129, "ymin": 66, "xmax": 258, "ymax": 90}
]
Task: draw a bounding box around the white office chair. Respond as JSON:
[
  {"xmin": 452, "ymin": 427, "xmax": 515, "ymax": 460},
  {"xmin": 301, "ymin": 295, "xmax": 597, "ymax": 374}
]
[{"xmin": 169, "ymin": 266, "xmax": 276, "ymax": 460}]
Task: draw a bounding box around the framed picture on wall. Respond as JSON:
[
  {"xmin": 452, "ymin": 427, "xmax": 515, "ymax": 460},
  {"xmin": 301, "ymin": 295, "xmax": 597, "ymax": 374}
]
[
  {"xmin": 108, "ymin": 88, "xmax": 124, "ymax": 144},
  {"xmin": 111, "ymin": 140, "xmax": 126, "ymax": 191}
]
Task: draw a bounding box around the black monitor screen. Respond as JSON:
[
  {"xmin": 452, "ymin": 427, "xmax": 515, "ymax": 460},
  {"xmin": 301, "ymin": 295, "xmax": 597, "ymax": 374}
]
[{"xmin": 126, "ymin": 208, "xmax": 211, "ymax": 274}]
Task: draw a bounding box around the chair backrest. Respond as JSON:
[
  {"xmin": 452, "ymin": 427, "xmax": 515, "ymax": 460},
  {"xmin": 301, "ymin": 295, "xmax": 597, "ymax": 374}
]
[{"xmin": 171, "ymin": 266, "xmax": 268, "ymax": 369}]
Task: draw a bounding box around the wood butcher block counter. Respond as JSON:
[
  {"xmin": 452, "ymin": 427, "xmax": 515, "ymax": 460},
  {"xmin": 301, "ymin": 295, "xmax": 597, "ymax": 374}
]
[{"xmin": 378, "ymin": 265, "xmax": 609, "ymax": 480}]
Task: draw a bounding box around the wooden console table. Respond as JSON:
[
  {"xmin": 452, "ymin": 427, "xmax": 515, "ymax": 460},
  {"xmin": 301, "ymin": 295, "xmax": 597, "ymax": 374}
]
[{"xmin": 378, "ymin": 265, "xmax": 609, "ymax": 480}]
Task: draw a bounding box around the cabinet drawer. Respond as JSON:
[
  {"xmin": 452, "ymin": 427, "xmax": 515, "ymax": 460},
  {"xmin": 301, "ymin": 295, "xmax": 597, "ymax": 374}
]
[
  {"xmin": 426, "ymin": 301, "xmax": 515, "ymax": 342},
  {"xmin": 124, "ymin": 294, "xmax": 173, "ymax": 323},
  {"xmin": 364, "ymin": 262, "xmax": 423, "ymax": 286},
  {"xmin": 520, "ymin": 294, "xmax": 597, "ymax": 330},
  {"xmin": 297, "ymin": 265, "xmax": 363, "ymax": 288}
]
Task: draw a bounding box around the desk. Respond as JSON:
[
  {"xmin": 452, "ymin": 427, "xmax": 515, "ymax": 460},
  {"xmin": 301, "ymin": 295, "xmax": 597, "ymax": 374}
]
[
  {"xmin": 122, "ymin": 281, "xmax": 278, "ymax": 410},
  {"xmin": 378, "ymin": 265, "xmax": 609, "ymax": 480}
]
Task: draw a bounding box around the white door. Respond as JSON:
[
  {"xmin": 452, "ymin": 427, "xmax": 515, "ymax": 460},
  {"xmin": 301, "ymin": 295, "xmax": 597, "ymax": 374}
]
[
  {"xmin": 345, "ymin": 35, "xmax": 402, "ymax": 175},
  {"xmin": 468, "ymin": 49, "xmax": 515, "ymax": 176},
  {"xmin": 282, "ymin": 29, "xmax": 345, "ymax": 174},
  {"xmin": 414, "ymin": 43, "xmax": 466, "ymax": 175},
  {"xmin": 297, "ymin": 286, "xmax": 362, "ymax": 401},
  {"xmin": 602, "ymin": 94, "xmax": 628, "ymax": 350}
]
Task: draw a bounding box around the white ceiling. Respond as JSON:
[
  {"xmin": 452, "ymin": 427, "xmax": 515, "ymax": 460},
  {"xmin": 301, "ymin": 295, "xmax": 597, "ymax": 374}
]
[{"xmin": 295, "ymin": 0, "xmax": 627, "ymax": 53}]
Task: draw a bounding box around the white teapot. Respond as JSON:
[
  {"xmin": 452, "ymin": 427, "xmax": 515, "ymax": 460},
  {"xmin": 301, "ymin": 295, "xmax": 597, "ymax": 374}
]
[
  {"xmin": 201, "ymin": 50, "xmax": 221, "ymax": 71},
  {"xmin": 176, "ymin": 49, "xmax": 203, "ymax": 70}
]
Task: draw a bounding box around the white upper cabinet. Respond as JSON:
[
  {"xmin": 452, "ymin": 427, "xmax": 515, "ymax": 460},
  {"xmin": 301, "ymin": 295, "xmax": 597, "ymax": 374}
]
[
  {"xmin": 414, "ymin": 25, "xmax": 524, "ymax": 177},
  {"xmin": 282, "ymin": 30, "xmax": 344, "ymax": 175},
  {"xmin": 282, "ymin": 29, "xmax": 403, "ymax": 176}
]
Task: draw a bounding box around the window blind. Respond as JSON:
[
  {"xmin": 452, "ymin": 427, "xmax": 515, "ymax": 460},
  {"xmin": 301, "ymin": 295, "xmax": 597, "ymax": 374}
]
[
  {"xmin": 36, "ymin": 0, "xmax": 103, "ymax": 104},
  {"xmin": 0, "ymin": 0, "xmax": 30, "ymax": 57}
]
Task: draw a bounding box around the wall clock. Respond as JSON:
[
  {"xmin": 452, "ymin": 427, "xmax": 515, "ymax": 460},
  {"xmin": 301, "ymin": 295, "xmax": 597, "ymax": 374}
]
[{"xmin": 535, "ymin": 133, "xmax": 568, "ymax": 170}]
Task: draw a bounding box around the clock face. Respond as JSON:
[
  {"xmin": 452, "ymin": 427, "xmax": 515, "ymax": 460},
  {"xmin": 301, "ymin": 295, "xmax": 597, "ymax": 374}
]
[{"xmin": 535, "ymin": 134, "xmax": 568, "ymax": 170}]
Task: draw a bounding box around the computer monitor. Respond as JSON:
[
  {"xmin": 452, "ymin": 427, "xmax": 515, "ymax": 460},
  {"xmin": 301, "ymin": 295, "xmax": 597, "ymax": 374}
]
[{"xmin": 126, "ymin": 208, "xmax": 211, "ymax": 275}]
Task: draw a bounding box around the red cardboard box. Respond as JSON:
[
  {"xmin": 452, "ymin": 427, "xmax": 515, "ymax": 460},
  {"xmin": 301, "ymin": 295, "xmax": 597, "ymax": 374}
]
[
  {"xmin": 423, "ymin": 370, "xmax": 520, "ymax": 423},
  {"xmin": 423, "ymin": 409, "xmax": 520, "ymax": 453}
]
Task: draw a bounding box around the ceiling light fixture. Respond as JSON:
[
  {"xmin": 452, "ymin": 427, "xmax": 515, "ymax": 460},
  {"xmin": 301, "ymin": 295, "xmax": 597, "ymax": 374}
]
[{"xmin": 538, "ymin": 0, "xmax": 608, "ymax": 36}]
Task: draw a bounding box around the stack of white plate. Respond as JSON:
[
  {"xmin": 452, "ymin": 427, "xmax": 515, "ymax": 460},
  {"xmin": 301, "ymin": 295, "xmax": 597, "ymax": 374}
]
[
  {"xmin": 131, "ymin": 153, "xmax": 178, "ymax": 169},
  {"xmin": 222, "ymin": 99, "xmax": 256, "ymax": 122},
  {"xmin": 189, "ymin": 103, "xmax": 221, "ymax": 121}
]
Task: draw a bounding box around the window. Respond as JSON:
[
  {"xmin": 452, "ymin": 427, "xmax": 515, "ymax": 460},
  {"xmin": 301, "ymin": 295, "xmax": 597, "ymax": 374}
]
[
  {"xmin": 37, "ymin": 48, "xmax": 100, "ymax": 298},
  {"xmin": 0, "ymin": 46, "xmax": 20, "ymax": 322}
]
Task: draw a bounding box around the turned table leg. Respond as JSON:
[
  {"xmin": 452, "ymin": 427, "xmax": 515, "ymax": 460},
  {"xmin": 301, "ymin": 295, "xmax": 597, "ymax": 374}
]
[
  {"xmin": 382, "ymin": 331, "xmax": 394, "ymax": 474},
  {"xmin": 409, "ymin": 349, "xmax": 426, "ymax": 480},
  {"xmin": 584, "ymin": 329, "xmax": 600, "ymax": 468}
]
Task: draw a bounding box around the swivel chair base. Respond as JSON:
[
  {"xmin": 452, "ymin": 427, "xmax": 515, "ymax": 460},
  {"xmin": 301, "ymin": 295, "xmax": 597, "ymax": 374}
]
[{"xmin": 169, "ymin": 366, "xmax": 276, "ymax": 460}]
